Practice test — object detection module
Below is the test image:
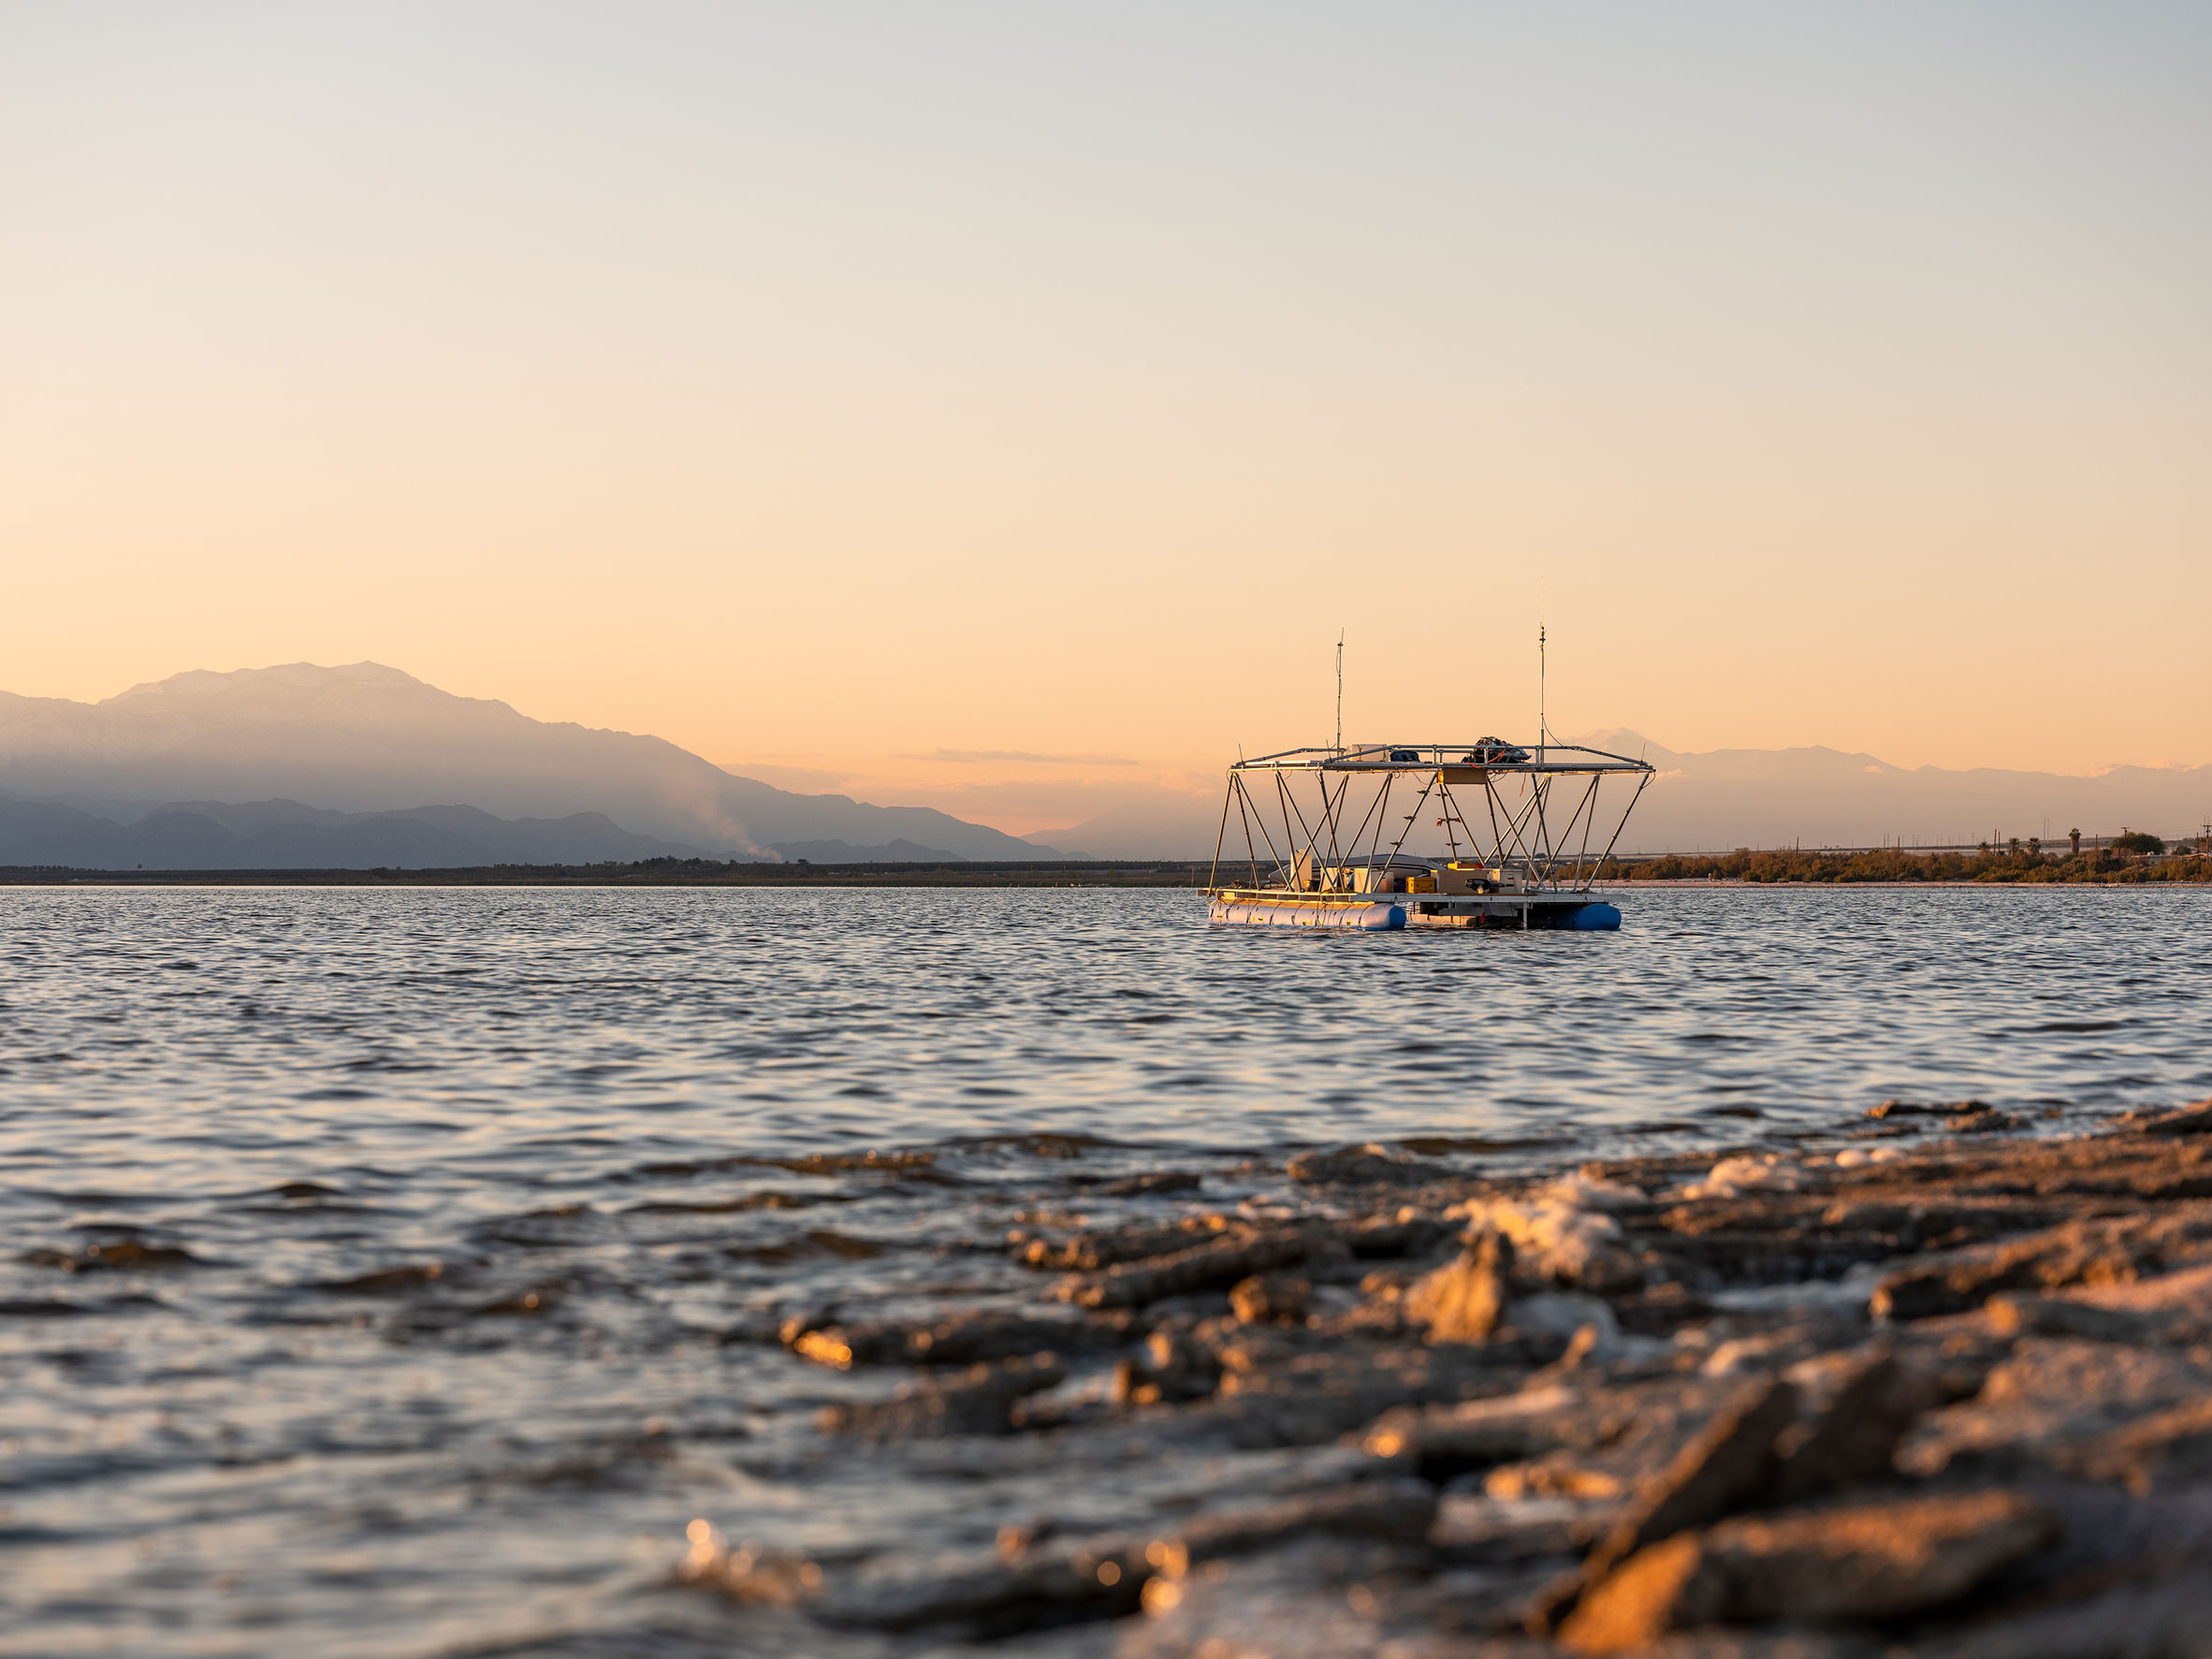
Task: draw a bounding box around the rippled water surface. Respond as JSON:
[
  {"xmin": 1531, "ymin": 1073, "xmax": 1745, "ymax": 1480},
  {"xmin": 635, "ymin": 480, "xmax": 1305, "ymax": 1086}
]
[{"xmin": 2, "ymin": 884, "xmax": 2206, "ymax": 1654}]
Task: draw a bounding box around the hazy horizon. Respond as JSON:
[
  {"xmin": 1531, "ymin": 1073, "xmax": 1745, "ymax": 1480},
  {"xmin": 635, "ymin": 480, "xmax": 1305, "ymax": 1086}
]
[
  {"xmin": 5, "ymin": 6, "xmax": 2207, "ymax": 828},
  {"xmin": 6, "ymin": 659, "xmax": 2205, "ymax": 861}
]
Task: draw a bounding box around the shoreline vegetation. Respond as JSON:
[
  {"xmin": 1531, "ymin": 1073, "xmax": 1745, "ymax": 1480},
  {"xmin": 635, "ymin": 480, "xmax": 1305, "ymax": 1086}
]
[
  {"xmin": 1595, "ymin": 842, "xmax": 2212, "ymax": 886},
  {"xmin": 678, "ymin": 1099, "xmax": 2212, "ymax": 1652}
]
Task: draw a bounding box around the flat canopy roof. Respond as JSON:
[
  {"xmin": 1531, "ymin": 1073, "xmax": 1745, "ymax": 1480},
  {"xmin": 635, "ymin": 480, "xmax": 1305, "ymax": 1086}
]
[{"xmin": 1230, "ymin": 742, "xmax": 1654, "ymax": 776}]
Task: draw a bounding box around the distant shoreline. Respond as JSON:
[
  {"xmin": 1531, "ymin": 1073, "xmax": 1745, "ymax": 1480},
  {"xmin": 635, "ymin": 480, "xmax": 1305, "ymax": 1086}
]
[
  {"xmin": 6, "ymin": 865, "xmax": 2209, "ymax": 892},
  {"xmin": 0, "ymin": 860, "xmax": 1204, "ymax": 888}
]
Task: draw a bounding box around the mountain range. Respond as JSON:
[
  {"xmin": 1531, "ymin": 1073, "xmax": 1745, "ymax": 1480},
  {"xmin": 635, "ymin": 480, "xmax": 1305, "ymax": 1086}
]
[
  {"xmin": 2, "ymin": 662, "xmax": 2204, "ymax": 868},
  {"xmin": 0, "ymin": 663, "xmax": 1066, "ymax": 868}
]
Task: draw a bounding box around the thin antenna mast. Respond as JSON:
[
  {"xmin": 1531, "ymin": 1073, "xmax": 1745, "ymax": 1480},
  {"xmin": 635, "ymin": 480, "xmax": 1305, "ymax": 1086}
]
[
  {"xmin": 1334, "ymin": 631, "xmax": 1344, "ymax": 754},
  {"xmin": 1538, "ymin": 624, "xmax": 1547, "ymax": 762}
]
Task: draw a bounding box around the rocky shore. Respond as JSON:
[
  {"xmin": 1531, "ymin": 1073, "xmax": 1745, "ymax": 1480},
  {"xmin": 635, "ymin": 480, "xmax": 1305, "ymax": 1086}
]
[{"xmin": 682, "ymin": 1101, "xmax": 2212, "ymax": 1657}]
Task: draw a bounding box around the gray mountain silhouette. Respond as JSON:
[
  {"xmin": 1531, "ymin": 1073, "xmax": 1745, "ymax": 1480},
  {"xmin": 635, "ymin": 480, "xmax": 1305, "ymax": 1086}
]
[{"xmin": 0, "ymin": 663, "xmax": 1053, "ymax": 864}]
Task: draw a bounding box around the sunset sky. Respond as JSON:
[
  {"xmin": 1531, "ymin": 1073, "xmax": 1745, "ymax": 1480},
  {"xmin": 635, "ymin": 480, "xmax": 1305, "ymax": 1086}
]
[{"xmin": 4, "ymin": 4, "xmax": 2206, "ymax": 837}]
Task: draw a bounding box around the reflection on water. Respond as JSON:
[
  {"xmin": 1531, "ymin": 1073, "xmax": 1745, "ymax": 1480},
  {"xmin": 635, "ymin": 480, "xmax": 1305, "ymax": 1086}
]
[{"xmin": 0, "ymin": 884, "xmax": 2205, "ymax": 1653}]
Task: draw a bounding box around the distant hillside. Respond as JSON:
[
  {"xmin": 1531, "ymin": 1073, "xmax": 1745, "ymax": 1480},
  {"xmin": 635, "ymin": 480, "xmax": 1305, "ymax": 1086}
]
[
  {"xmin": 769, "ymin": 838, "xmax": 967, "ymax": 864},
  {"xmin": 0, "ymin": 663, "xmax": 1062, "ymax": 864},
  {"xmin": 1579, "ymin": 730, "xmax": 2212, "ymax": 851},
  {"xmin": 0, "ymin": 796, "xmax": 717, "ymax": 870},
  {"xmin": 1021, "ymin": 735, "xmax": 2212, "ymax": 859}
]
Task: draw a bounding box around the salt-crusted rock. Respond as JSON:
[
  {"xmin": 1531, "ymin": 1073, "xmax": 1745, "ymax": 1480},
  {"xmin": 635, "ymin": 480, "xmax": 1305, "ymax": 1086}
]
[
  {"xmin": 1403, "ymin": 1233, "xmax": 1506, "ymax": 1343},
  {"xmin": 1832, "ymin": 1145, "xmax": 1906, "ymax": 1169},
  {"xmin": 1558, "ymin": 1490, "xmax": 2059, "ymax": 1652},
  {"xmin": 1681, "ymin": 1155, "xmax": 1803, "ymax": 1201},
  {"xmin": 1547, "ymin": 1172, "xmax": 1652, "ymax": 1212},
  {"xmin": 1448, "ymin": 1194, "xmax": 1643, "ymax": 1292}
]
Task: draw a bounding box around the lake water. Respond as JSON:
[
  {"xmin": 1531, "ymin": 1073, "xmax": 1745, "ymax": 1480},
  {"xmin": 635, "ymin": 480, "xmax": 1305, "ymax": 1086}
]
[{"xmin": 2, "ymin": 884, "xmax": 2206, "ymax": 1655}]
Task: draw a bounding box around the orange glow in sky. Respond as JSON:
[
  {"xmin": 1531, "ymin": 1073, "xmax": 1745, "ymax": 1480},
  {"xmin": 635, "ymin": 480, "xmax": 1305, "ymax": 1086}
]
[{"xmin": 4, "ymin": 6, "xmax": 2206, "ymax": 837}]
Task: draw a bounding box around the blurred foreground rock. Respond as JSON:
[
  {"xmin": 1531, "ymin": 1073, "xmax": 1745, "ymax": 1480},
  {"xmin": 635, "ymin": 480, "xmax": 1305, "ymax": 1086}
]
[{"xmin": 682, "ymin": 1099, "xmax": 2212, "ymax": 1654}]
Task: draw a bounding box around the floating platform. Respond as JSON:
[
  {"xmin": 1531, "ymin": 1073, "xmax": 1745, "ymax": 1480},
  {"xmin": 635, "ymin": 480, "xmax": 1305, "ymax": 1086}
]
[
  {"xmin": 1209, "ymin": 891, "xmax": 1621, "ymax": 931},
  {"xmin": 1202, "ymin": 735, "xmax": 1653, "ymax": 936}
]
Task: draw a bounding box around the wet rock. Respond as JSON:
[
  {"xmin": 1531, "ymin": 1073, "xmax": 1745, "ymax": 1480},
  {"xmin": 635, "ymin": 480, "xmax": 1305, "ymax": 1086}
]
[
  {"xmin": 1099, "ymin": 1534, "xmax": 1452, "ymax": 1658},
  {"xmin": 1984, "ymin": 1293, "xmax": 2184, "ymax": 1346},
  {"xmin": 2052, "ymin": 1259, "xmax": 2212, "ymax": 1325},
  {"xmin": 1287, "ymin": 1144, "xmax": 1447, "ymax": 1186},
  {"xmin": 1532, "ymin": 1374, "xmax": 1805, "ymax": 1631},
  {"xmin": 320, "ymin": 1262, "xmax": 447, "ymax": 1294},
  {"xmin": 1509, "ymin": 1290, "xmax": 1621, "ymax": 1347},
  {"xmin": 1403, "ymin": 1234, "xmax": 1506, "ymax": 1344},
  {"xmin": 1196, "ymin": 1344, "xmax": 1521, "ymax": 1449},
  {"xmin": 1171, "ymin": 1477, "xmax": 1440, "ymax": 1557},
  {"xmin": 22, "ymin": 1241, "xmax": 198, "ymax": 1272},
  {"xmin": 1018, "ymin": 1220, "xmax": 1218, "ymax": 1272},
  {"xmin": 1148, "ymin": 1326, "xmax": 1223, "ymax": 1385},
  {"xmin": 819, "ymin": 1352, "xmax": 1065, "ymax": 1440},
  {"xmin": 1429, "ymin": 1492, "xmax": 1621, "ymax": 1564},
  {"xmin": 1770, "ymin": 1347, "xmax": 1934, "ymax": 1501},
  {"xmin": 1230, "ymin": 1273, "xmax": 1313, "ymax": 1326},
  {"xmin": 1592, "ymin": 1375, "xmax": 1803, "ymax": 1567},
  {"xmin": 749, "ymin": 1148, "xmax": 941, "ymax": 1177},
  {"xmin": 1339, "ymin": 1212, "xmax": 1459, "ymax": 1259},
  {"xmin": 1558, "ymin": 1490, "xmax": 2060, "ymax": 1652},
  {"xmin": 1946, "ymin": 1108, "xmax": 2029, "ymax": 1135},
  {"xmin": 1057, "ymin": 1227, "xmax": 1322, "ymax": 1309},
  {"xmin": 726, "ymin": 1228, "xmax": 884, "ymax": 1263},
  {"xmin": 1870, "ymin": 1210, "xmax": 2212, "ymax": 1321},
  {"xmin": 818, "ymin": 1536, "xmax": 1149, "ymax": 1633},
  {"xmin": 2059, "ymin": 1397, "xmax": 2212, "ymax": 1489},
  {"xmin": 818, "ymin": 1481, "xmax": 1435, "ymax": 1637},
  {"xmin": 1899, "ymin": 1337, "xmax": 2212, "ymax": 1481},
  {"xmin": 784, "ymin": 1308, "xmax": 1088, "ymax": 1369},
  {"xmin": 1080, "ymin": 1171, "xmax": 1204, "ymax": 1197},
  {"xmin": 1913, "ymin": 1568, "xmax": 2212, "ymax": 1659},
  {"xmin": 1114, "ymin": 1326, "xmax": 1228, "ymax": 1406},
  {"xmin": 2118, "ymin": 1099, "xmax": 2212, "ymax": 1138},
  {"xmin": 1362, "ymin": 1382, "xmax": 1618, "ymax": 1479}
]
